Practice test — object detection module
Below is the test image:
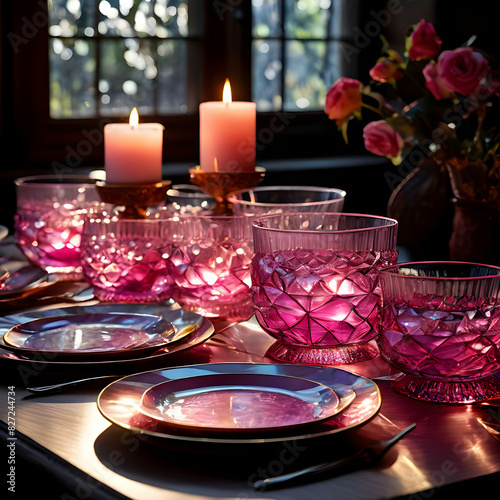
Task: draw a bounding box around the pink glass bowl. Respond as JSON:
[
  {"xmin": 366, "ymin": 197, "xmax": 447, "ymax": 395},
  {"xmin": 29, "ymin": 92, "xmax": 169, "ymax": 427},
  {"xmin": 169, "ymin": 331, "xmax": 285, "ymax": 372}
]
[
  {"xmin": 14, "ymin": 175, "xmax": 101, "ymax": 279},
  {"xmin": 228, "ymin": 186, "xmax": 346, "ymax": 216},
  {"xmin": 378, "ymin": 261, "xmax": 500, "ymax": 403},
  {"xmin": 167, "ymin": 214, "xmax": 254, "ymax": 321},
  {"xmin": 80, "ymin": 215, "xmax": 176, "ymax": 303},
  {"xmin": 251, "ymin": 213, "xmax": 398, "ymax": 364}
]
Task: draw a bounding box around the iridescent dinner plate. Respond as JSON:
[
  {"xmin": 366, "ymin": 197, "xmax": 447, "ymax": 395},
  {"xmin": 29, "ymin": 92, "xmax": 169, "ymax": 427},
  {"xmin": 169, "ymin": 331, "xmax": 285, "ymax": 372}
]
[
  {"xmin": 139, "ymin": 373, "xmax": 353, "ymax": 434},
  {"xmin": 3, "ymin": 313, "xmax": 175, "ymax": 360},
  {"xmin": 0, "ymin": 265, "xmax": 49, "ymax": 299},
  {"xmin": 97, "ymin": 362, "xmax": 381, "ymax": 445},
  {"xmin": 0, "ymin": 303, "xmax": 214, "ymax": 373}
]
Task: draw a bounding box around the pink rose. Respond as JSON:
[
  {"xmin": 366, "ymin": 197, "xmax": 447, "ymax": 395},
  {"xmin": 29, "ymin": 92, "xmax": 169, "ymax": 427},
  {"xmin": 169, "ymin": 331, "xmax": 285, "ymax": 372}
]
[
  {"xmin": 325, "ymin": 77, "xmax": 362, "ymax": 126},
  {"xmin": 369, "ymin": 51, "xmax": 403, "ymax": 83},
  {"xmin": 423, "ymin": 62, "xmax": 454, "ymax": 100},
  {"xmin": 363, "ymin": 121, "xmax": 404, "ymax": 159},
  {"xmin": 408, "ymin": 19, "xmax": 442, "ymax": 61},
  {"xmin": 425, "ymin": 47, "xmax": 489, "ymax": 98}
]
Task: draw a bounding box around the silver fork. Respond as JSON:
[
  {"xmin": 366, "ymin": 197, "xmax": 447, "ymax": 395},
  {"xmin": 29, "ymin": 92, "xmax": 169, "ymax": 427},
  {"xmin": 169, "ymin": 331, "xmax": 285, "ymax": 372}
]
[
  {"xmin": 477, "ymin": 405, "xmax": 500, "ymax": 442},
  {"xmin": 253, "ymin": 423, "xmax": 417, "ymax": 491}
]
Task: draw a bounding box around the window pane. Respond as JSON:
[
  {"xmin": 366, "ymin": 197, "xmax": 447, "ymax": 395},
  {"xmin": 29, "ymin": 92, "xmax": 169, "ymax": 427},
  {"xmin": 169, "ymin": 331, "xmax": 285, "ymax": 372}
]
[
  {"xmin": 326, "ymin": 40, "xmax": 355, "ymax": 84},
  {"xmin": 49, "ymin": 38, "xmax": 96, "ymax": 118},
  {"xmin": 98, "ymin": 0, "xmax": 190, "ymax": 38},
  {"xmin": 284, "ymin": 40, "xmax": 327, "ymax": 111},
  {"xmin": 157, "ymin": 40, "xmax": 191, "ymax": 114},
  {"xmin": 284, "ymin": 0, "xmax": 331, "ymax": 39},
  {"xmin": 252, "ymin": 0, "xmax": 282, "ymax": 38},
  {"xmin": 48, "ymin": 0, "xmax": 96, "ymax": 37},
  {"xmin": 252, "ymin": 40, "xmax": 282, "ymax": 111},
  {"xmin": 100, "ymin": 39, "xmax": 157, "ymax": 115}
]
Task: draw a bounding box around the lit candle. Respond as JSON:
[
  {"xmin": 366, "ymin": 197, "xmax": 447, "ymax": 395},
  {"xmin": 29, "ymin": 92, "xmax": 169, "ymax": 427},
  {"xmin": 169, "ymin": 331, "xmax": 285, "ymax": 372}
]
[
  {"xmin": 104, "ymin": 108, "xmax": 164, "ymax": 184},
  {"xmin": 199, "ymin": 79, "xmax": 256, "ymax": 172}
]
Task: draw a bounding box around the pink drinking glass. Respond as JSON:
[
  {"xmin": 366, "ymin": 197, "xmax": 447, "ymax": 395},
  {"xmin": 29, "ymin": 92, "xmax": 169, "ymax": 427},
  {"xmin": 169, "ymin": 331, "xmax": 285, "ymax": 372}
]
[
  {"xmin": 166, "ymin": 214, "xmax": 254, "ymax": 321},
  {"xmin": 166, "ymin": 185, "xmax": 216, "ymax": 215},
  {"xmin": 251, "ymin": 213, "xmax": 398, "ymax": 364},
  {"xmin": 378, "ymin": 261, "xmax": 500, "ymax": 403},
  {"xmin": 14, "ymin": 175, "xmax": 101, "ymax": 279},
  {"xmin": 80, "ymin": 215, "xmax": 176, "ymax": 303},
  {"xmin": 228, "ymin": 186, "xmax": 346, "ymax": 216}
]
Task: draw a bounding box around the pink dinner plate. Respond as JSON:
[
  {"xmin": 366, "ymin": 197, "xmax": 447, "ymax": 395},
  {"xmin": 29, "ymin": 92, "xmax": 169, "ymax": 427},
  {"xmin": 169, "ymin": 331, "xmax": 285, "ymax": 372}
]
[
  {"xmin": 0, "ymin": 265, "xmax": 48, "ymax": 299},
  {"xmin": 3, "ymin": 312, "xmax": 175, "ymax": 360},
  {"xmin": 97, "ymin": 362, "xmax": 379, "ymax": 445},
  {"xmin": 139, "ymin": 372, "xmax": 349, "ymax": 434}
]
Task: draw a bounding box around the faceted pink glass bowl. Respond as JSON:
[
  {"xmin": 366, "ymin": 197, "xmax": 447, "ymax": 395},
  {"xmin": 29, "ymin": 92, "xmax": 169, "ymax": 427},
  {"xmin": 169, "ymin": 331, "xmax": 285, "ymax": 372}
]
[
  {"xmin": 166, "ymin": 214, "xmax": 254, "ymax": 321},
  {"xmin": 251, "ymin": 213, "xmax": 398, "ymax": 364},
  {"xmin": 14, "ymin": 175, "xmax": 101, "ymax": 279},
  {"xmin": 80, "ymin": 215, "xmax": 176, "ymax": 303},
  {"xmin": 227, "ymin": 186, "xmax": 346, "ymax": 216},
  {"xmin": 378, "ymin": 261, "xmax": 500, "ymax": 403}
]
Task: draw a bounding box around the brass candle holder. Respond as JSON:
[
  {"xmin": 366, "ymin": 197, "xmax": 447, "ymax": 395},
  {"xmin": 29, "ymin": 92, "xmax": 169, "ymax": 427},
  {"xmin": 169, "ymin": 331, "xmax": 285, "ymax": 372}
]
[
  {"xmin": 95, "ymin": 180, "xmax": 172, "ymax": 218},
  {"xmin": 189, "ymin": 167, "xmax": 266, "ymax": 214}
]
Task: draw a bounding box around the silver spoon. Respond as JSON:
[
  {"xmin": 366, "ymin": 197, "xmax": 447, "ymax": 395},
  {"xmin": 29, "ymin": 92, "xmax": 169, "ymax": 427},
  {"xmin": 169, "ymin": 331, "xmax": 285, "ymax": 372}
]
[{"xmin": 253, "ymin": 423, "xmax": 417, "ymax": 491}]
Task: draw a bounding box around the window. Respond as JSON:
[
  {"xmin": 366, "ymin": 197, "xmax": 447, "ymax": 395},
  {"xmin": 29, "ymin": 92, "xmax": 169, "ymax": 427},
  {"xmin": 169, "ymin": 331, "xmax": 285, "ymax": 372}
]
[
  {"xmin": 48, "ymin": 0, "xmax": 202, "ymax": 118},
  {"xmin": 3, "ymin": 0, "xmax": 370, "ymax": 167},
  {"xmin": 47, "ymin": 0, "xmax": 354, "ymax": 117}
]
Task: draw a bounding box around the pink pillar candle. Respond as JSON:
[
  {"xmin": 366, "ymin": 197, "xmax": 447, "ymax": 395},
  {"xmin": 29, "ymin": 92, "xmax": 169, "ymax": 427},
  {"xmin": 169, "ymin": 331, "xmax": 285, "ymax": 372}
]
[
  {"xmin": 104, "ymin": 108, "xmax": 164, "ymax": 184},
  {"xmin": 200, "ymin": 80, "xmax": 256, "ymax": 172}
]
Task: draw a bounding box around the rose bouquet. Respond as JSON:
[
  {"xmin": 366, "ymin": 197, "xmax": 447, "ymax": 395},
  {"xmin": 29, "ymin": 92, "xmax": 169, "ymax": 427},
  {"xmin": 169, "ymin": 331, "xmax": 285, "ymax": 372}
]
[
  {"xmin": 324, "ymin": 19, "xmax": 500, "ymax": 263},
  {"xmin": 325, "ymin": 19, "xmax": 499, "ymax": 200}
]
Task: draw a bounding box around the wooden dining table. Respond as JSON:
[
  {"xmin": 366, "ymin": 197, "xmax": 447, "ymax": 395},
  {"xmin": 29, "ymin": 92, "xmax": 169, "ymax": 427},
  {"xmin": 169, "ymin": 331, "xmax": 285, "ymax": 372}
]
[{"xmin": 0, "ymin": 240, "xmax": 499, "ymax": 500}]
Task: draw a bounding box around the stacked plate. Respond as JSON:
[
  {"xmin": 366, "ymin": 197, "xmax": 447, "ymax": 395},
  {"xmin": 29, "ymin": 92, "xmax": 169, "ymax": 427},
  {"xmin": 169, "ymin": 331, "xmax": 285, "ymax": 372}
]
[
  {"xmin": 0, "ymin": 265, "xmax": 51, "ymax": 303},
  {"xmin": 0, "ymin": 303, "xmax": 214, "ymax": 375},
  {"xmin": 97, "ymin": 362, "xmax": 381, "ymax": 445}
]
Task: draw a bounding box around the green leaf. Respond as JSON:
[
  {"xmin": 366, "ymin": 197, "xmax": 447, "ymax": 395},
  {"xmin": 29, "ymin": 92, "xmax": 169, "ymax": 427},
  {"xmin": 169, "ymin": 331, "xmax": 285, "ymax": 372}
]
[{"xmin": 340, "ymin": 121, "xmax": 349, "ymax": 144}]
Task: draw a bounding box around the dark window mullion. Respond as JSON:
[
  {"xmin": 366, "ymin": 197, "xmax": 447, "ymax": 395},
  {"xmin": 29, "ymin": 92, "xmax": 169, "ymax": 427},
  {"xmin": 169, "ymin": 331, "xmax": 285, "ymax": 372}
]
[
  {"xmin": 280, "ymin": 0, "xmax": 286, "ymax": 112},
  {"xmin": 151, "ymin": 0, "xmax": 159, "ymax": 114},
  {"xmin": 94, "ymin": 39, "xmax": 102, "ymax": 117},
  {"xmin": 93, "ymin": 0, "xmax": 101, "ymax": 116}
]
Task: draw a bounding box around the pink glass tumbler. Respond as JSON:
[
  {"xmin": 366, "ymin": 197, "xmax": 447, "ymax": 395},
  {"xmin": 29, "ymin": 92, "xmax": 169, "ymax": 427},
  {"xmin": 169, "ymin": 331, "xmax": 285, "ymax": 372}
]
[
  {"xmin": 14, "ymin": 175, "xmax": 101, "ymax": 279},
  {"xmin": 252, "ymin": 213, "xmax": 398, "ymax": 364},
  {"xmin": 80, "ymin": 216, "xmax": 176, "ymax": 303},
  {"xmin": 378, "ymin": 261, "xmax": 500, "ymax": 403},
  {"xmin": 228, "ymin": 186, "xmax": 346, "ymax": 216},
  {"xmin": 167, "ymin": 215, "xmax": 254, "ymax": 321}
]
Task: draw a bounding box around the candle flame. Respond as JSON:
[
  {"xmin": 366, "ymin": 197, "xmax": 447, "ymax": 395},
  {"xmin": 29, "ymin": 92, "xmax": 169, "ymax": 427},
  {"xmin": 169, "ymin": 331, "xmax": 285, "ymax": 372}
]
[
  {"xmin": 222, "ymin": 79, "xmax": 232, "ymax": 104},
  {"xmin": 129, "ymin": 107, "xmax": 139, "ymax": 127},
  {"xmin": 214, "ymin": 157, "xmax": 219, "ymax": 172}
]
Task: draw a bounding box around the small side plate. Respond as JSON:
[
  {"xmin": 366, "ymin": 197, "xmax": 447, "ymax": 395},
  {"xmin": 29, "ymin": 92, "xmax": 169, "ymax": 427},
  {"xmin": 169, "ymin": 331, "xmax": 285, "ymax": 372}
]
[{"xmin": 3, "ymin": 312, "xmax": 175, "ymax": 360}]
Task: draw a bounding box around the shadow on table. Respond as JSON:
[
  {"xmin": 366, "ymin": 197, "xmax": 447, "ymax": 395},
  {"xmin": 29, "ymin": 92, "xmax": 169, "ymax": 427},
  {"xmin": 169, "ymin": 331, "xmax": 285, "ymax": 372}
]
[{"xmin": 93, "ymin": 417, "xmax": 403, "ymax": 497}]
